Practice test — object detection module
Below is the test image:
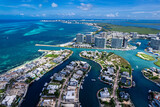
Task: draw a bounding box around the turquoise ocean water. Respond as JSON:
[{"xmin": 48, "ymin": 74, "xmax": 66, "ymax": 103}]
[
  {"xmin": 0, "ymin": 20, "xmax": 97, "ymax": 73},
  {"xmin": 0, "ymin": 20, "xmax": 160, "ymax": 107}
]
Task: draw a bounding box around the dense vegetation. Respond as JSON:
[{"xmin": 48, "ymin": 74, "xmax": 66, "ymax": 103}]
[
  {"xmin": 96, "ymin": 23, "xmax": 160, "ymax": 34},
  {"xmin": 45, "ymin": 54, "xmax": 59, "ymax": 58}
]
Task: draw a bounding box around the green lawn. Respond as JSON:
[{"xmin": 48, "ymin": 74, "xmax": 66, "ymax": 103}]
[
  {"xmin": 136, "ymin": 52, "xmax": 155, "ymax": 61},
  {"xmin": 0, "ymin": 89, "xmax": 5, "ymax": 93},
  {"xmin": 45, "ymin": 54, "xmax": 59, "ymax": 58},
  {"xmin": 96, "ymin": 23, "xmax": 160, "ymax": 34},
  {"xmin": 154, "ymin": 58, "xmax": 160, "ymax": 67}
]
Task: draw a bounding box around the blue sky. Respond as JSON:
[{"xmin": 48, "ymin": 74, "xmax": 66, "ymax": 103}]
[{"xmin": 0, "ymin": 0, "xmax": 160, "ymax": 19}]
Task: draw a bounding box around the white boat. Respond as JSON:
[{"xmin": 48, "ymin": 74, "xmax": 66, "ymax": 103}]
[
  {"xmin": 50, "ymin": 76, "xmax": 53, "ymax": 79},
  {"xmin": 44, "ymin": 82, "xmax": 48, "ymax": 86},
  {"xmin": 136, "ymin": 66, "xmax": 138, "ymax": 68},
  {"xmin": 81, "ymin": 85, "xmax": 83, "ymax": 89},
  {"xmin": 156, "ymin": 83, "xmax": 160, "ymax": 87},
  {"xmin": 132, "ymin": 81, "xmax": 136, "ymax": 87},
  {"xmin": 148, "ymin": 90, "xmax": 151, "ymax": 93},
  {"xmin": 136, "ymin": 42, "xmax": 141, "ymax": 46},
  {"xmin": 91, "ymin": 79, "xmax": 96, "ymax": 81},
  {"xmin": 86, "ymin": 74, "xmax": 88, "ymax": 77}
]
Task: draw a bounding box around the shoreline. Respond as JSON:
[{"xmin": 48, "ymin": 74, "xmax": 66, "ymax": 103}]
[
  {"xmin": 19, "ymin": 50, "xmax": 73, "ymax": 106},
  {"xmin": 79, "ymin": 52, "xmax": 133, "ymax": 88},
  {"xmin": 0, "ymin": 51, "xmax": 46, "ymax": 75},
  {"xmin": 136, "ymin": 52, "xmax": 155, "ymax": 61},
  {"xmin": 79, "ymin": 51, "xmax": 134, "ymax": 106},
  {"xmin": 36, "ymin": 43, "xmax": 137, "ymax": 51},
  {"xmin": 141, "ymin": 69, "xmax": 160, "ymax": 87}
]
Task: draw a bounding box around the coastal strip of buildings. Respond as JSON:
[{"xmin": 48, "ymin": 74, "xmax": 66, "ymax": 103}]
[
  {"xmin": 37, "ymin": 61, "xmax": 91, "ymax": 107},
  {"xmin": 0, "ymin": 49, "xmax": 73, "ymax": 107},
  {"xmin": 75, "ymin": 31, "xmax": 131, "ymax": 49}
]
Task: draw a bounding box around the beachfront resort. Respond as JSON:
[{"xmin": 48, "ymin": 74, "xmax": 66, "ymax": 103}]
[
  {"xmin": 37, "ymin": 61, "xmax": 91, "ymax": 107},
  {"xmin": 0, "ymin": 49, "xmax": 73, "ymax": 107}
]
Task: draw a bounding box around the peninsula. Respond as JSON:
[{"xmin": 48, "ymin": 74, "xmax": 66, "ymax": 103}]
[
  {"xmin": 0, "ymin": 49, "xmax": 73, "ymax": 107},
  {"xmin": 37, "ymin": 61, "xmax": 91, "ymax": 107},
  {"xmin": 80, "ymin": 50, "xmax": 133, "ymax": 107}
]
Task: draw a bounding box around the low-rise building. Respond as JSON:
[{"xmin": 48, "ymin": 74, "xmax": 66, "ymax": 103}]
[
  {"xmin": 2, "ymin": 95, "xmax": 16, "ymax": 106},
  {"xmin": 65, "ymin": 91, "xmax": 76, "ymax": 101},
  {"xmin": 100, "ymin": 88, "xmax": 110, "ymax": 98}
]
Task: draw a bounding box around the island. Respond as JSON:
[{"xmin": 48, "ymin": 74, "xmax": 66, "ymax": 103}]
[
  {"xmin": 136, "ymin": 52, "xmax": 155, "ymax": 61},
  {"xmin": 154, "ymin": 58, "xmax": 160, "ymax": 67},
  {"xmin": 80, "ymin": 50, "xmax": 133, "ymax": 107},
  {"xmin": 37, "ymin": 61, "xmax": 91, "ymax": 107},
  {"xmin": 142, "ymin": 67, "xmax": 160, "ymax": 86},
  {"xmin": 0, "ymin": 49, "xmax": 73, "ymax": 107}
]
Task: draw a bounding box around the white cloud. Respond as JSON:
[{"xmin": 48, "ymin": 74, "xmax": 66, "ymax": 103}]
[
  {"xmin": 20, "ymin": 13, "xmax": 24, "ymax": 16},
  {"xmin": 19, "ymin": 4, "xmax": 37, "ymax": 9},
  {"xmin": 132, "ymin": 11, "xmax": 146, "ymax": 14},
  {"xmin": 42, "ymin": 14, "xmax": 46, "ymax": 17},
  {"xmin": 57, "ymin": 12, "xmax": 76, "ymax": 16},
  {"xmin": 106, "ymin": 12, "xmax": 119, "ymax": 17},
  {"xmin": 39, "ymin": 4, "xmax": 42, "ymax": 8},
  {"xmin": 77, "ymin": 3, "xmax": 92, "ymax": 10},
  {"xmin": 67, "ymin": 12, "xmax": 76, "ymax": 16},
  {"xmin": 36, "ymin": 14, "xmax": 40, "ymax": 17},
  {"xmin": 51, "ymin": 2, "xmax": 58, "ymax": 8},
  {"xmin": 132, "ymin": 11, "xmax": 160, "ymax": 16}
]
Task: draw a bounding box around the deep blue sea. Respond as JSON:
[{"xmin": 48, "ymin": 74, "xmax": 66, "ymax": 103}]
[{"xmin": 0, "ymin": 19, "xmax": 160, "ymax": 107}]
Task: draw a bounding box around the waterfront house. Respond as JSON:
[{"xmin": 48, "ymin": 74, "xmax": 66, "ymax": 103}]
[
  {"xmin": 119, "ymin": 91, "xmax": 130, "ymax": 101},
  {"xmin": 120, "ymin": 77, "xmax": 131, "ymax": 86},
  {"xmin": 38, "ymin": 98, "xmax": 55, "ymax": 107},
  {"xmin": 76, "ymin": 70, "xmax": 83, "ymax": 76},
  {"xmin": 72, "ymin": 73, "xmax": 81, "ymax": 80},
  {"xmin": 70, "ymin": 61, "xmax": 77, "ymax": 67},
  {"xmin": 122, "ymin": 72, "xmax": 130, "ymax": 77},
  {"xmin": 65, "ymin": 91, "xmax": 76, "ymax": 101},
  {"xmin": 102, "ymin": 75, "xmax": 113, "ymax": 82},
  {"xmin": 66, "ymin": 65, "xmax": 74, "ymax": 71},
  {"xmin": 2, "ymin": 95, "xmax": 16, "ymax": 106},
  {"xmin": 100, "ymin": 88, "xmax": 110, "ymax": 98}
]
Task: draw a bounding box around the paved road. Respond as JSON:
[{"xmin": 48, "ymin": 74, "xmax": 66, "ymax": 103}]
[
  {"xmin": 111, "ymin": 66, "xmax": 121, "ymax": 107},
  {"xmin": 57, "ymin": 72, "xmax": 73, "ymax": 107}
]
